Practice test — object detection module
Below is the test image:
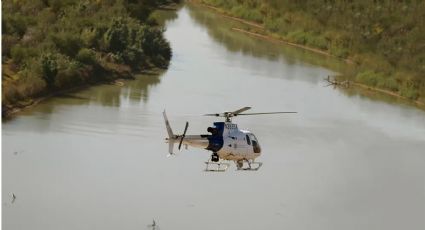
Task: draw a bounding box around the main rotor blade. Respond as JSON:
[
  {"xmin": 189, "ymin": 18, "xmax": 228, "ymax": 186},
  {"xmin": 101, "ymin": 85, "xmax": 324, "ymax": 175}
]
[
  {"xmin": 178, "ymin": 122, "xmax": 189, "ymax": 150},
  {"xmin": 204, "ymin": 113, "xmax": 221, "ymax": 117},
  {"xmin": 231, "ymin": 107, "xmax": 252, "ymax": 115},
  {"xmin": 236, "ymin": 112, "xmax": 297, "ymax": 116}
]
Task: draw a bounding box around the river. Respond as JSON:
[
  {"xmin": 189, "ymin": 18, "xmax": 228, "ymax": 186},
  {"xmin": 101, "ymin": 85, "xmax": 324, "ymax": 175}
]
[{"xmin": 2, "ymin": 4, "xmax": 425, "ymax": 230}]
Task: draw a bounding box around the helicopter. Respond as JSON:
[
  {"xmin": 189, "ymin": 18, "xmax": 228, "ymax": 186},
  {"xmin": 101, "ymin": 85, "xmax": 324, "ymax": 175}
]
[{"xmin": 163, "ymin": 107, "xmax": 296, "ymax": 172}]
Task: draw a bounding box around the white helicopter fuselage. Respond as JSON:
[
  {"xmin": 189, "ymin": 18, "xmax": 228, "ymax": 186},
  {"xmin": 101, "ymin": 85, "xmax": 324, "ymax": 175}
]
[
  {"xmin": 164, "ymin": 112, "xmax": 261, "ymax": 161},
  {"xmin": 177, "ymin": 124, "xmax": 261, "ymax": 160},
  {"xmin": 216, "ymin": 123, "xmax": 261, "ymax": 161}
]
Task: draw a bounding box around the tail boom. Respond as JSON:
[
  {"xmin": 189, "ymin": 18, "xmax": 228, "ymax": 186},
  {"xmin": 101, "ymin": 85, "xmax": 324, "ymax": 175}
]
[{"xmin": 163, "ymin": 110, "xmax": 209, "ymax": 154}]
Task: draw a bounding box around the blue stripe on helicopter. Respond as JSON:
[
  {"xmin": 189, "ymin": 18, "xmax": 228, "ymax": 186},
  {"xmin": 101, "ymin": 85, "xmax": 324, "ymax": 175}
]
[{"xmin": 206, "ymin": 122, "xmax": 224, "ymax": 152}]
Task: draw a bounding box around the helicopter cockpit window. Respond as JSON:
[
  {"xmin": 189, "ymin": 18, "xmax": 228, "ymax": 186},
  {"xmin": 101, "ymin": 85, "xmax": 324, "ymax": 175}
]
[
  {"xmin": 246, "ymin": 135, "xmax": 251, "ymax": 145},
  {"xmin": 249, "ymin": 134, "xmax": 261, "ymax": 153}
]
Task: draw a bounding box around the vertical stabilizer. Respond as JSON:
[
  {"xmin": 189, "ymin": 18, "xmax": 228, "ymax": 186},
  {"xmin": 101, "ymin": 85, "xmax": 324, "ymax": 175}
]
[{"xmin": 163, "ymin": 110, "xmax": 175, "ymax": 155}]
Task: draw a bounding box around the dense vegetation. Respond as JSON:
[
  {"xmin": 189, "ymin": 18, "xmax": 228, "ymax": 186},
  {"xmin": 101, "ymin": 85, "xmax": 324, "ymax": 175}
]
[
  {"xmin": 201, "ymin": 0, "xmax": 425, "ymax": 101},
  {"xmin": 2, "ymin": 0, "xmax": 179, "ymax": 113}
]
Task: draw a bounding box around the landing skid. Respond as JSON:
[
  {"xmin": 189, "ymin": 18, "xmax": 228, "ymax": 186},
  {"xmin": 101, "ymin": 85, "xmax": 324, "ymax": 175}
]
[
  {"xmin": 236, "ymin": 160, "xmax": 263, "ymax": 171},
  {"xmin": 204, "ymin": 161, "xmax": 230, "ymax": 172}
]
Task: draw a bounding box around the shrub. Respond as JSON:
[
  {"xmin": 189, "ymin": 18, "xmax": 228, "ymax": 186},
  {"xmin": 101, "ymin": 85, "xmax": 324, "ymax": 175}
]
[
  {"xmin": 378, "ymin": 77, "xmax": 399, "ymax": 92},
  {"xmin": 329, "ymin": 45, "xmax": 349, "ymax": 58},
  {"xmin": 76, "ymin": 48, "xmax": 97, "ymax": 65},
  {"xmin": 2, "ymin": 35, "xmax": 19, "ymax": 58},
  {"xmin": 306, "ymin": 34, "xmax": 328, "ymax": 50},
  {"xmin": 264, "ymin": 17, "xmax": 283, "ymax": 33},
  {"xmin": 3, "ymin": 15, "xmax": 28, "ymax": 37},
  {"xmin": 122, "ymin": 47, "xmax": 144, "ymax": 68},
  {"xmin": 10, "ymin": 45, "xmax": 26, "ymax": 65},
  {"xmin": 134, "ymin": 26, "xmax": 171, "ymax": 64},
  {"xmin": 80, "ymin": 28, "xmax": 98, "ymax": 48},
  {"xmin": 50, "ymin": 32, "xmax": 82, "ymax": 57},
  {"xmin": 359, "ymin": 53, "xmax": 394, "ymax": 74},
  {"xmin": 400, "ymin": 85, "xmax": 419, "ymax": 100},
  {"xmin": 55, "ymin": 60, "xmax": 84, "ymax": 89},
  {"xmin": 10, "ymin": 45, "xmax": 36, "ymax": 66},
  {"xmin": 16, "ymin": 73, "xmax": 46, "ymax": 98},
  {"xmin": 103, "ymin": 18, "xmax": 129, "ymax": 53},
  {"xmin": 355, "ymin": 70, "xmax": 379, "ymax": 86},
  {"xmin": 40, "ymin": 53, "xmax": 58, "ymax": 88},
  {"xmin": 287, "ymin": 30, "xmax": 308, "ymax": 44},
  {"xmin": 2, "ymin": 86, "xmax": 22, "ymax": 104},
  {"xmin": 231, "ymin": 5, "xmax": 263, "ymax": 23}
]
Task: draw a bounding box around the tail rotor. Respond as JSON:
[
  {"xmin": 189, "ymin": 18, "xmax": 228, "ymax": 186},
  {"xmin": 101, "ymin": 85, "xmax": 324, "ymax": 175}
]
[
  {"xmin": 178, "ymin": 122, "xmax": 189, "ymax": 150},
  {"xmin": 163, "ymin": 110, "xmax": 189, "ymax": 156}
]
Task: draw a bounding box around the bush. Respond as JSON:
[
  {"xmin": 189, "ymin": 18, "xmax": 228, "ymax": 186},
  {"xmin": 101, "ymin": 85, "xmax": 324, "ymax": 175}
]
[
  {"xmin": 359, "ymin": 53, "xmax": 394, "ymax": 73},
  {"xmin": 103, "ymin": 18, "xmax": 129, "ymax": 53},
  {"xmin": 355, "ymin": 70, "xmax": 380, "ymax": 86},
  {"xmin": 133, "ymin": 26, "xmax": 171, "ymax": 65},
  {"xmin": 287, "ymin": 30, "xmax": 308, "ymax": 44},
  {"xmin": 3, "ymin": 15, "xmax": 28, "ymax": 37},
  {"xmin": 305, "ymin": 34, "xmax": 328, "ymax": 50},
  {"xmin": 2, "ymin": 35, "xmax": 19, "ymax": 58},
  {"xmin": 40, "ymin": 53, "xmax": 58, "ymax": 88},
  {"xmin": 80, "ymin": 28, "xmax": 98, "ymax": 48},
  {"xmin": 55, "ymin": 59, "xmax": 84, "ymax": 89},
  {"xmin": 330, "ymin": 46, "xmax": 349, "ymax": 58},
  {"xmin": 50, "ymin": 32, "xmax": 82, "ymax": 57},
  {"xmin": 377, "ymin": 77, "xmax": 399, "ymax": 92},
  {"xmin": 2, "ymin": 86, "xmax": 22, "ymax": 104},
  {"xmin": 231, "ymin": 5, "xmax": 263, "ymax": 23},
  {"xmin": 264, "ymin": 17, "xmax": 284, "ymax": 33},
  {"xmin": 16, "ymin": 72, "xmax": 46, "ymax": 98},
  {"xmin": 76, "ymin": 48, "xmax": 97, "ymax": 65},
  {"xmin": 400, "ymin": 85, "xmax": 419, "ymax": 100},
  {"xmin": 10, "ymin": 45, "xmax": 37, "ymax": 66},
  {"xmin": 10, "ymin": 46, "xmax": 26, "ymax": 65},
  {"xmin": 122, "ymin": 47, "xmax": 144, "ymax": 68}
]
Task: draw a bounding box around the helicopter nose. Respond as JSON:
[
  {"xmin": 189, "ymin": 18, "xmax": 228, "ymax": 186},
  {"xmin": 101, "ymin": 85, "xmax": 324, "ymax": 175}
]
[{"xmin": 253, "ymin": 143, "xmax": 261, "ymax": 154}]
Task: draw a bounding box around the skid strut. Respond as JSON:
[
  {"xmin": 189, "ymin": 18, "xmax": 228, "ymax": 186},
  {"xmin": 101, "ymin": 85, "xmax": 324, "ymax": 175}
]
[
  {"xmin": 236, "ymin": 159, "xmax": 263, "ymax": 171},
  {"xmin": 204, "ymin": 160, "xmax": 230, "ymax": 172}
]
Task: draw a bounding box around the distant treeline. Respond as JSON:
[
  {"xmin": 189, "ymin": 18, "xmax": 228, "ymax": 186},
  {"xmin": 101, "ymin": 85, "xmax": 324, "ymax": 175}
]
[
  {"xmin": 201, "ymin": 0, "xmax": 425, "ymax": 100},
  {"xmin": 2, "ymin": 0, "xmax": 179, "ymax": 112}
]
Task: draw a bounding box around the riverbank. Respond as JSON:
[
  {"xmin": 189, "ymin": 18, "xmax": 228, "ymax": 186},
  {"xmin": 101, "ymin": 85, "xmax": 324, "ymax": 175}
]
[
  {"xmin": 228, "ymin": 28, "xmax": 425, "ymax": 107},
  {"xmin": 2, "ymin": 0, "xmax": 181, "ymax": 118},
  {"xmin": 192, "ymin": 0, "xmax": 425, "ymax": 107},
  {"xmin": 231, "ymin": 28, "xmax": 353, "ymax": 64},
  {"xmin": 3, "ymin": 70, "xmax": 129, "ymax": 119},
  {"xmin": 2, "ymin": 67, "xmax": 165, "ymax": 119}
]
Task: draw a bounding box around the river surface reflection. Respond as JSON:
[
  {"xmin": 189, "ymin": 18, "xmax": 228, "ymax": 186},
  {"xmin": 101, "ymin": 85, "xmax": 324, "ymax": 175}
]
[{"xmin": 3, "ymin": 4, "xmax": 425, "ymax": 230}]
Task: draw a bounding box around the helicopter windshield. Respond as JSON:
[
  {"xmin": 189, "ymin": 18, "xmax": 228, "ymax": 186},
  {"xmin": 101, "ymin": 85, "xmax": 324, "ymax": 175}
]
[{"xmin": 249, "ymin": 134, "xmax": 261, "ymax": 153}]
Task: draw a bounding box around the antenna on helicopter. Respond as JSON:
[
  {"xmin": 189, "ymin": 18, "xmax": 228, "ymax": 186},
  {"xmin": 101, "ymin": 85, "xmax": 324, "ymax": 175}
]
[{"xmin": 204, "ymin": 107, "xmax": 297, "ymax": 122}]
